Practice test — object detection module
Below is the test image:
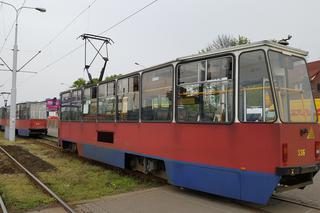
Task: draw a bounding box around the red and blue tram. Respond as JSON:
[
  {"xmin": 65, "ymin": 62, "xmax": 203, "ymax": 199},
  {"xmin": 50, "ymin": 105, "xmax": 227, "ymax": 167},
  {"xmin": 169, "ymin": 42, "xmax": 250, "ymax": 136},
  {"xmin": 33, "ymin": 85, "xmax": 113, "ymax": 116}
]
[
  {"xmin": 0, "ymin": 107, "xmax": 7, "ymax": 131},
  {"xmin": 13, "ymin": 102, "xmax": 47, "ymax": 136},
  {"xmin": 59, "ymin": 41, "xmax": 320, "ymax": 204}
]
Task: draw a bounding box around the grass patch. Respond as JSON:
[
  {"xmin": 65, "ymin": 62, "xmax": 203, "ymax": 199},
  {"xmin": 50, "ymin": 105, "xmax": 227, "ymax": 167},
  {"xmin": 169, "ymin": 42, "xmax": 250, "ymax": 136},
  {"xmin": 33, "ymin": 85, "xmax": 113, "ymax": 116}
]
[
  {"xmin": 0, "ymin": 173, "xmax": 54, "ymax": 211},
  {"xmin": 0, "ymin": 132, "xmax": 161, "ymax": 212}
]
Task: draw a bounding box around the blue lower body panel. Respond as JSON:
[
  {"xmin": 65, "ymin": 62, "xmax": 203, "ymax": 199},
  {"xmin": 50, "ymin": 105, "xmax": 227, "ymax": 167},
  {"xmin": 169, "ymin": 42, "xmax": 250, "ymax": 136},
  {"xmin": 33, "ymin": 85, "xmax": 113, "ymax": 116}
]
[
  {"xmin": 165, "ymin": 160, "xmax": 280, "ymax": 204},
  {"xmin": 17, "ymin": 128, "xmax": 47, "ymax": 136},
  {"xmin": 81, "ymin": 144, "xmax": 125, "ymax": 169},
  {"xmin": 18, "ymin": 129, "xmax": 30, "ymax": 136},
  {"xmin": 80, "ymin": 143, "xmax": 280, "ymax": 204}
]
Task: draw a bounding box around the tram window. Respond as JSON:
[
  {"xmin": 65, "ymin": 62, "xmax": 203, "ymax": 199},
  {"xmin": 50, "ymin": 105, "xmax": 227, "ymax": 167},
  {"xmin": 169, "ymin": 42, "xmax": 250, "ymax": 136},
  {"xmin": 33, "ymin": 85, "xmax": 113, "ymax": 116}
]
[
  {"xmin": 61, "ymin": 92, "xmax": 71, "ymax": 121},
  {"xmin": 239, "ymin": 50, "xmax": 276, "ymax": 122},
  {"xmin": 30, "ymin": 102, "xmax": 46, "ymax": 119},
  {"xmin": 141, "ymin": 66, "xmax": 173, "ymax": 121},
  {"xmin": 178, "ymin": 60, "xmax": 206, "ymax": 84},
  {"xmin": 207, "ymin": 57, "xmax": 232, "ymax": 81},
  {"xmin": 117, "ymin": 76, "xmax": 140, "ymax": 121},
  {"xmin": 83, "ymin": 87, "xmax": 97, "ymax": 121},
  {"xmin": 269, "ymin": 51, "xmax": 316, "ymax": 123},
  {"xmin": 70, "ymin": 90, "xmax": 82, "ymax": 121},
  {"xmin": 98, "ymin": 82, "xmax": 116, "ymax": 121},
  {"xmin": 177, "ymin": 57, "xmax": 234, "ymax": 123}
]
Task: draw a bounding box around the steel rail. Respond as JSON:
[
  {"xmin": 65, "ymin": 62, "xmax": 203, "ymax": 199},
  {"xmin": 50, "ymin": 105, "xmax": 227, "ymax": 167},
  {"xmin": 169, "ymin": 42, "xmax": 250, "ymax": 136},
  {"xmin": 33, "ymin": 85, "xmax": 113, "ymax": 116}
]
[
  {"xmin": 35, "ymin": 137, "xmax": 60, "ymax": 151},
  {"xmin": 0, "ymin": 194, "xmax": 8, "ymax": 213},
  {"xmin": 272, "ymin": 195, "xmax": 320, "ymax": 211},
  {"xmin": 0, "ymin": 146, "xmax": 75, "ymax": 213}
]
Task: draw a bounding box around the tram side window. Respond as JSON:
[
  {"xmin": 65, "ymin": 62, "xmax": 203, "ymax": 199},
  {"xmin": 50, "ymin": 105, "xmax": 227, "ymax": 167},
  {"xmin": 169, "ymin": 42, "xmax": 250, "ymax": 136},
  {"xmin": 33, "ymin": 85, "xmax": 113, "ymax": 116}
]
[
  {"xmin": 18, "ymin": 103, "xmax": 29, "ymax": 120},
  {"xmin": 141, "ymin": 66, "xmax": 173, "ymax": 121},
  {"xmin": 60, "ymin": 92, "xmax": 71, "ymax": 121},
  {"xmin": 239, "ymin": 50, "xmax": 276, "ymax": 122},
  {"xmin": 117, "ymin": 76, "xmax": 140, "ymax": 121},
  {"xmin": 0, "ymin": 108, "xmax": 3, "ymax": 119},
  {"xmin": 30, "ymin": 102, "xmax": 46, "ymax": 119},
  {"xmin": 21, "ymin": 104, "xmax": 29, "ymax": 119},
  {"xmin": 98, "ymin": 82, "xmax": 116, "ymax": 121},
  {"xmin": 177, "ymin": 57, "xmax": 234, "ymax": 123},
  {"xmin": 83, "ymin": 87, "xmax": 97, "ymax": 120},
  {"xmin": 70, "ymin": 90, "xmax": 82, "ymax": 121}
]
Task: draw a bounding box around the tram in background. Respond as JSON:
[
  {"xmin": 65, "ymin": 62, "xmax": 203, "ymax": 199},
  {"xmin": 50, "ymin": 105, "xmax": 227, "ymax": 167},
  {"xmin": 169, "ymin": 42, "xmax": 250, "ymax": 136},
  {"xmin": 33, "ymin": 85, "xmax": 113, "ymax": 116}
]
[
  {"xmin": 0, "ymin": 107, "xmax": 7, "ymax": 131},
  {"xmin": 59, "ymin": 40, "xmax": 320, "ymax": 204},
  {"xmin": 15, "ymin": 101, "xmax": 47, "ymax": 136}
]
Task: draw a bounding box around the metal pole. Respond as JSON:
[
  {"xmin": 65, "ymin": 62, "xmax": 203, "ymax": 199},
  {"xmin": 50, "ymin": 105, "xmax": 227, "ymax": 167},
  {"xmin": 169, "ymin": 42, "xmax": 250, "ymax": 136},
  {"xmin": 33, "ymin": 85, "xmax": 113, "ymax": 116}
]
[
  {"xmin": 8, "ymin": 6, "xmax": 18, "ymax": 142},
  {"xmin": 0, "ymin": 1, "xmax": 45, "ymax": 141}
]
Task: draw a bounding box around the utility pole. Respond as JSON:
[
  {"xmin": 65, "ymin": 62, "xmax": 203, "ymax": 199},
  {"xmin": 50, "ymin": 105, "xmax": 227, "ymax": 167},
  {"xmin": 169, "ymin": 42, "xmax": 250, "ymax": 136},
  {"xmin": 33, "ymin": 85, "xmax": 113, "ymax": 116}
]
[{"xmin": 0, "ymin": 1, "xmax": 46, "ymax": 141}]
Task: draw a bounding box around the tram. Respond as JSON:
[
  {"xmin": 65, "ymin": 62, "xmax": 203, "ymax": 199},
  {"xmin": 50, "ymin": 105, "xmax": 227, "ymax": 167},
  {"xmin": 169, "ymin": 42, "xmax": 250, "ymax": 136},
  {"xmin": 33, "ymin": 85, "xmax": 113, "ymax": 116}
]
[
  {"xmin": 59, "ymin": 40, "xmax": 320, "ymax": 204},
  {"xmin": 0, "ymin": 107, "xmax": 6, "ymax": 131},
  {"xmin": 15, "ymin": 101, "xmax": 47, "ymax": 136}
]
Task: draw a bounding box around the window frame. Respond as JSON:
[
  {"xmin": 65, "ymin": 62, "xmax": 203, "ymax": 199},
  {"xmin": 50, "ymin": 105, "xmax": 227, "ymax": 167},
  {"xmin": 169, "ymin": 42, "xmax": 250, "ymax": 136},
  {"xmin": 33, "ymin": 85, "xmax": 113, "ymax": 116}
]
[
  {"xmin": 82, "ymin": 85, "xmax": 98, "ymax": 122},
  {"xmin": 175, "ymin": 54, "xmax": 236, "ymax": 125},
  {"xmin": 116, "ymin": 74, "xmax": 140, "ymax": 123},
  {"xmin": 97, "ymin": 80, "xmax": 116, "ymax": 123},
  {"xmin": 238, "ymin": 49, "xmax": 278, "ymax": 124},
  {"xmin": 70, "ymin": 89, "xmax": 83, "ymax": 122},
  {"xmin": 60, "ymin": 91, "xmax": 72, "ymax": 122},
  {"xmin": 267, "ymin": 49, "xmax": 317, "ymax": 124},
  {"xmin": 140, "ymin": 65, "xmax": 174, "ymax": 123}
]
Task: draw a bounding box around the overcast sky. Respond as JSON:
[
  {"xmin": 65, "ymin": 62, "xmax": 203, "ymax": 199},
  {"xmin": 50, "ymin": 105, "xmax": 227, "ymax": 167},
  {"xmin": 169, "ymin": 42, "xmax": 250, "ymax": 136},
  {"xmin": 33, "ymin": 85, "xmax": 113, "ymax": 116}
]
[{"xmin": 0, "ymin": 0, "xmax": 320, "ymax": 106}]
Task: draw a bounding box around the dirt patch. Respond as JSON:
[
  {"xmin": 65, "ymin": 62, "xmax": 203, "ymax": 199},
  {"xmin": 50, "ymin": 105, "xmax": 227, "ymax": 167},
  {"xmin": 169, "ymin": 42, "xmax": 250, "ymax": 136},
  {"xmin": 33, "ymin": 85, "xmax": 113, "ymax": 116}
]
[
  {"xmin": 0, "ymin": 145, "xmax": 56, "ymax": 173},
  {"xmin": 0, "ymin": 152, "xmax": 20, "ymax": 174}
]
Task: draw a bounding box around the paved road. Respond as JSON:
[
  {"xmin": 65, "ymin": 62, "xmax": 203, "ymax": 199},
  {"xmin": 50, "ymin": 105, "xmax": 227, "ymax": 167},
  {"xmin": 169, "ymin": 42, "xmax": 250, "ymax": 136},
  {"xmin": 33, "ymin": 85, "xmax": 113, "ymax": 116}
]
[
  {"xmin": 27, "ymin": 174, "xmax": 320, "ymax": 213},
  {"xmin": 74, "ymin": 184, "xmax": 320, "ymax": 213}
]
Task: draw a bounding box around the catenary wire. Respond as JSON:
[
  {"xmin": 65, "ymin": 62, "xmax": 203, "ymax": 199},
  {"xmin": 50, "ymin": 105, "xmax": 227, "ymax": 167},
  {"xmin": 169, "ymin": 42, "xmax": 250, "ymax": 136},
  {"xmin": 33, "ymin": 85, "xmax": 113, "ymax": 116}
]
[
  {"xmin": 1, "ymin": 0, "xmax": 98, "ymax": 87},
  {"xmin": 0, "ymin": 0, "xmax": 27, "ymax": 90},
  {"xmin": 0, "ymin": 0, "xmax": 27, "ymax": 55},
  {"xmin": 40, "ymin": 0, "xmax": 98, "ymax": 52},
  {"xmin": 18, "ymin": 0, "xmax": 160, "ymax": 87}
]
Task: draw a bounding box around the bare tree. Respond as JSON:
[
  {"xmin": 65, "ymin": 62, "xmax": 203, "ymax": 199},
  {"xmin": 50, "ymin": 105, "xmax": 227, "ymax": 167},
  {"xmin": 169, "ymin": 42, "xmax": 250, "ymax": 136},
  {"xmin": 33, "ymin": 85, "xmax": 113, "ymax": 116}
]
[
  {"xmin": 211, "ymin": 35, "xmax": 237, "ymax": 49},
  {"xmin": 201, "ymin": 35, "xmax": 250, "ymax": 53}
]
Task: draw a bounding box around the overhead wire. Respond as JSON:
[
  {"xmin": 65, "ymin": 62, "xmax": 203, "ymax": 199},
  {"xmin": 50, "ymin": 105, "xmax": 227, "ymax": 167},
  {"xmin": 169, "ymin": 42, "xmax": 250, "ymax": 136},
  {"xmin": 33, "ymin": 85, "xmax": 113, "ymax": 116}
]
[
  {"xmin": 0, "ymin": 0, "xmax": 28, "ymax": 90},
  {"xmin": 2, "ymin": 0, "xmax": 98, "ymax": 88},
  {"xmin": 18, "ymin": 0, "xmax": 160, "ymax": 87},
  {"xmin": 0, "ymin": 0, "xmax": 27, "ymax": 55},
  {"xmin": 98, "ymin": 0, "xmax": 159, "ymax": 36},
  {"xmin": 40, "ymin": 0, "xmax": 98, "ymax": 53}
]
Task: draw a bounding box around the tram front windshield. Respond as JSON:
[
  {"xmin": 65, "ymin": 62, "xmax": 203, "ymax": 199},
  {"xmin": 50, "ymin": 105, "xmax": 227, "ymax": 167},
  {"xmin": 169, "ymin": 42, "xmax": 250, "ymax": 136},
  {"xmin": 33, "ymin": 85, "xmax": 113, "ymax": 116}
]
[{"xmin": 268, "ymin": 51, "xmax": 316, "ymax": 123}]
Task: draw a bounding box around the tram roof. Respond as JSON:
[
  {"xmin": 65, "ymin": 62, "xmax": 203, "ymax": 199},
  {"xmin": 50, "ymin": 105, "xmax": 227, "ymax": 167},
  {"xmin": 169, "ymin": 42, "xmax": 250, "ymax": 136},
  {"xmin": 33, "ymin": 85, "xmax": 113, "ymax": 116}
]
[
  {"xmin": 177, "ymin": 40, "xmax": 308, "ymax": 62},
  {"xmin": 60, "ymin": 40, "xmax": 309, "ymax": 94}
]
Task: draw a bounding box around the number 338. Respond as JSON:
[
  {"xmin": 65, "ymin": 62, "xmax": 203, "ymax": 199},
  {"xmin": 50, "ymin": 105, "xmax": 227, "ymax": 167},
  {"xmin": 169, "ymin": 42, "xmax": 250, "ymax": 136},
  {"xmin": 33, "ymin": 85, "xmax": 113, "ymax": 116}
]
[{"xmin": 298, "ymin": 149, "xmax": 306, "ymax": 157}]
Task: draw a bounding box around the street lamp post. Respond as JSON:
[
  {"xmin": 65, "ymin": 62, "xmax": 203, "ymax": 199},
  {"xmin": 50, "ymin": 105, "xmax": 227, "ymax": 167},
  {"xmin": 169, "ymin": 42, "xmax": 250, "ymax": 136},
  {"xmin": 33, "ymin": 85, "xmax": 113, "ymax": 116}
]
[
  {"xmin": 134, "ymin": 62, "xmax": 146, "ymax": 69},
  {"xmin": 60, "ymin": 83, "xmax": 71, "ymax": 88},
  {"xmin": 0, "ymin": 1, "xmax": 46, "ymax": 141}
]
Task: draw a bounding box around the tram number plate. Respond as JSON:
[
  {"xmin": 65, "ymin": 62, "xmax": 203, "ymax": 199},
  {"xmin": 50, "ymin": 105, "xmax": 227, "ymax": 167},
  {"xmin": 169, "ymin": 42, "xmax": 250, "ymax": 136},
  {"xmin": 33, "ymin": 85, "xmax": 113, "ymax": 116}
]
[{"xmin": 298, "ymin": 149, "xmax": 306, "ymax": 157}]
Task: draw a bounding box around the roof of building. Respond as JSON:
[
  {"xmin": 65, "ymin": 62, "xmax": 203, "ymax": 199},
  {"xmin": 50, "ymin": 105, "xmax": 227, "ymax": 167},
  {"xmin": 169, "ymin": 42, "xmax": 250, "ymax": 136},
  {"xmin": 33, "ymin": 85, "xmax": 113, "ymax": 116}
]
[{"xmin": 308, "ymin": 60, "xmax": 320, "ymax": 81}]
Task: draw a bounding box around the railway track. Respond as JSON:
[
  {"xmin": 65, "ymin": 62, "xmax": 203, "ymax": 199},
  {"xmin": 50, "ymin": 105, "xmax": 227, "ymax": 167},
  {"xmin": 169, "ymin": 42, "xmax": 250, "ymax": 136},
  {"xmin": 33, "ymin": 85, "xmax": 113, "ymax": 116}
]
[
  {"xmin": 271, "ymin": 195, "xmax": 320, "ymax": 211},
  {"xmin": 35, "ymin": 135, "xmax": 61, "ymax": 150},
  {"xmin": 0, "ymin": 194, "xmax": 8, "ymax": 213},
  {"xmin": 0, "ymin": 146, "xmax": 75, "ymax": 213}
]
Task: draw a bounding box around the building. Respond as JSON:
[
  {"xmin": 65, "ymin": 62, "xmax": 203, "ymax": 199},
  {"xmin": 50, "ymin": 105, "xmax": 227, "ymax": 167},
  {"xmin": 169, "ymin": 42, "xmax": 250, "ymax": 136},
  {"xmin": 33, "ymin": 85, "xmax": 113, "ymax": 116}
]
[{"xmin": 308, "ymin": 60, "xmax": 320, "ymax": 98}]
